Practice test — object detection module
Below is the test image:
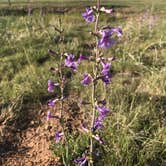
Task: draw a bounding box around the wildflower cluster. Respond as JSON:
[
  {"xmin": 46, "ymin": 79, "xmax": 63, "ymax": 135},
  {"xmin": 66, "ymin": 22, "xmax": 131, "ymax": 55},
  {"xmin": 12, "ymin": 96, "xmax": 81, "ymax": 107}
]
[
  {"xmin": 46, "ymin": 1, "xmax": 122, "ymax": 165},
  {"xmin": 75, "ymin": 2, "xmax": 122, "ymax": 166},
  {"xmin": 46, "ymin": 52, "xmax": 88, "ymax": 143}
]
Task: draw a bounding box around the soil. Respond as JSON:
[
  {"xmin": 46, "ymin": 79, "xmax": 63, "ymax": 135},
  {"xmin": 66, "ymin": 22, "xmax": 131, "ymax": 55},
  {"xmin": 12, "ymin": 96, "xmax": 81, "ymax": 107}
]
[{"xmin": 0, "ymin": 104, "xmax": 61, "ymax": 166}]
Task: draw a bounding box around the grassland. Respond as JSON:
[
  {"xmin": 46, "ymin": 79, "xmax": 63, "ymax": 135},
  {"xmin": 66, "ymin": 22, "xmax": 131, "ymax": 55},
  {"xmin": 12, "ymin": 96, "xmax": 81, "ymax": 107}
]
[
  {"xmin": 0, "ymin": 0, "xmax": 166, "ymax": 8},
  {"xmin": 0, "ymin": 0, "xmax": 166, "ymax": 165}
]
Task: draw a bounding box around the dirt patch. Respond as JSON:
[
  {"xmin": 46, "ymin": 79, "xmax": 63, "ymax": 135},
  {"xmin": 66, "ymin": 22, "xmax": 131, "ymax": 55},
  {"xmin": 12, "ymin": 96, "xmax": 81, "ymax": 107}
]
[
  {"xmin": 0, "ymin": 94, "xmax": 83, "ymax": 166},
  {"xmin": 0, "ymin": 104, "xmax": 60, "ymax": 166}
]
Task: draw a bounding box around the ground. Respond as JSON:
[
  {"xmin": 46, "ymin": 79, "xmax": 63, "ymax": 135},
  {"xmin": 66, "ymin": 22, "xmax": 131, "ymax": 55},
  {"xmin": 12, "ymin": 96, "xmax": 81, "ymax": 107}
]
[{"xmin": 0, "ymin": 104, "xmax": 60, "ymax": 165}]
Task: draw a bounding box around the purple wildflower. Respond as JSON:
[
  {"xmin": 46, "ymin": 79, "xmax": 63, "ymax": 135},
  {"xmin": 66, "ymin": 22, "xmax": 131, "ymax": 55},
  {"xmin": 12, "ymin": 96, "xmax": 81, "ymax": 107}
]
[
  {"xmin": 82, "ymin": 8, "xmax": 95, "ymax": 23},
  {"xmin": 100, "ymin": 61, "xmax": 112, "ymax": 84},
  {"xmin": 55, "ymin": 132, "xmax": 63, "ymax": 143},
  {"xmin": 64, "ymin": 53, "xmax": 78, "ymax": 72},
  {"xmin": 48, "ymin": 99, "xmax": 55, "ymax": 107},
  {"xmin": 96, "ymin": 105, "xmax": 109, "ymax": 116},
  {"xmin": 98, "ymin": 36, "xmax": 115, "ymax": 48},
  {"xmin": 101, "ymin": 73, "xmax": 112, "ymax": 85},
  {"xmin": 78, "ymin": 54, "xmax": 89, "ymax": 64},
  {"xmin": 74, "ymin": 156, "xmax": 88, "ymax": 166},
  {"xmin": 101, "ymin": 61, "xmax": 111, "ymax": 76},
  {"xmin": 48, "ymin": 80, "xmax": 55, "ymax": 92},
  {"xmin": 110, "ymin": 27, "xmax": 123, "ymax": 37},
  {"xmin": 98, "ymin": 30, "xmax": 115, "ymax": 48},
  {"xmin": 93, "ymin": 105, "xmax": 110, "ymax": 131},
  {"xmin": 94, "ymin": 118, "xmax": 104, "ymax": 130},
  {"xmin": 98, "ymin": 27, "xmax": 122, "ymax": 48},
  {"xmin": 81, "ymin": 73, "xmax": 92, "ymax": 86}
]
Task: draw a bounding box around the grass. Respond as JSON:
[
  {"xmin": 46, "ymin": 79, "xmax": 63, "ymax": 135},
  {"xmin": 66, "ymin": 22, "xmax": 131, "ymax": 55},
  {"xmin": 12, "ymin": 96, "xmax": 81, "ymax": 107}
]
[
  {"xmin": 0, "ymin": 0, "xmax": 166, "ymax": 165},
  {"xmin": 0, "ymin": 0, "xmax": 166, "ymax": 9}
]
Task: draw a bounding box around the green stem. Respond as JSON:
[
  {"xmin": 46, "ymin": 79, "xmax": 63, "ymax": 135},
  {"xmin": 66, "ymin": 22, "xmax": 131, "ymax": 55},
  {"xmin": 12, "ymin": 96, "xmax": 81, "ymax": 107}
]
[
  {"xmin": 59, "ymin": 17, "xmax": 69, "ymax": 165},
  {"xmin": 89, "ymin": 1, "xmax": 101, "ymax": 165},
  {"xmin": 59, "ymin": 54, "xmax": 70, "ymax": 166}
]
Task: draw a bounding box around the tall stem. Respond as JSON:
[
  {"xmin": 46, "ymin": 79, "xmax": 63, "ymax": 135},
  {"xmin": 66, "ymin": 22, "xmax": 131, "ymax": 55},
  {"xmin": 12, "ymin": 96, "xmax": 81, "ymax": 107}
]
[
  {"xmin": 89, "ymin": 0, "xmax": 100, "ymax": 165},
  {"xmin": 59, "ymin": 17, "xmax": 69, "ymax": 166}
]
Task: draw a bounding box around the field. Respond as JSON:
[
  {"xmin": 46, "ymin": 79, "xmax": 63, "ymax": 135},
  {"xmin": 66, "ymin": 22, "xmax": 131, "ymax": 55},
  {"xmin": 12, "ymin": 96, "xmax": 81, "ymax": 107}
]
[{"xmin": 0, "ymin": 0, "xmax": 166, "ymax": 165}]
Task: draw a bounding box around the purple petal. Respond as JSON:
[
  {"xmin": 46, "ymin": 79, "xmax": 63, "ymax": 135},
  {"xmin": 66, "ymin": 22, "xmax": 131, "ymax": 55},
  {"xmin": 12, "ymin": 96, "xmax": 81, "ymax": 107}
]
[
  {"xmin": 101, "ymin": 61, "xmax": 111, "ymax": 76},
  {"xmin": 74, "ymin": 157, "xmax": 86, "ymax": 164},
  {"xmin": 78, "ymin": 54, "xmax": 89, "ymax": 64},
  {"xmin": 55, "ymin": 132, "xmax": 63, "ymax": 143},
  {"xmin": 96, "ymin": 105, "xmax": 110, "ymax": 117},
  {"xmin": 111, "ymin": 27, "xmax": 123, "ymax": 37},
  {"xmin": 93, "ymin": 119, "xmax": 104, "ymax": 130},
  {"xmin": 48, "ymin": 80, "xmax": 55, "ymax": 92},
  {"xmin": 98, "ymin": 27, "xmax": 122, "ymax": 49},
  {"xmin": 81, "ymin": 73, "xmax": 92, "ymax": 86},
  {"xmin": 64, "ymin": 54, "xmax": 78, "ymax": 72},
  {"xmin": 101, "ymin": 74, "xmax": 112, "ymax": 85},
  {"xmin": 74, "ymin": 156, "xmax": 87, "ymax": 166},
  {"xmin": 98, "ymin": 37, "xmax": 116, "ymax": 49},
  {"xmin": 48, "ymin": 99, "xmax": 55, "ymax": 107},
  {"xmin": 82, "ymin": 8, "xmax": 95, "ymax": 23},
  {"xmin": 93, "ymin": 105, "xmax": 110, "ymax": 131}
]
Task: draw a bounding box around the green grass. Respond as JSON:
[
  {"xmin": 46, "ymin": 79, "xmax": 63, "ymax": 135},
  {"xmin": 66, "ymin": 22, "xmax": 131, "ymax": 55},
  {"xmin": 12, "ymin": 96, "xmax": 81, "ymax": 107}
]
[
  {"xmin": 0, "ymin": 0, "xmax": 166, "ymax": 8},
  {"xmin": 0, "ymin": 1, "xmax": 166, "ymax": 165}
]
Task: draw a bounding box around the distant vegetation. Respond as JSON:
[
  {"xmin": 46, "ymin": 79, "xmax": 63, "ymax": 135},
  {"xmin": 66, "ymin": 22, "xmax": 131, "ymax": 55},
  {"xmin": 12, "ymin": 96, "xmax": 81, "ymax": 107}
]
[{"xmin": 0, "ymin": 0, "xmax": 166, "ymax": 8}]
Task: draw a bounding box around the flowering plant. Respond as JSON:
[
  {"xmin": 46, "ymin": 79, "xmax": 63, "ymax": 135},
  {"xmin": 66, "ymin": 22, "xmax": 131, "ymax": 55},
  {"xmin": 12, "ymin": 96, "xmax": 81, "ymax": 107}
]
[{"xmin": 46, "ymin": 1, "xmax": 122, "ymax": 165}]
